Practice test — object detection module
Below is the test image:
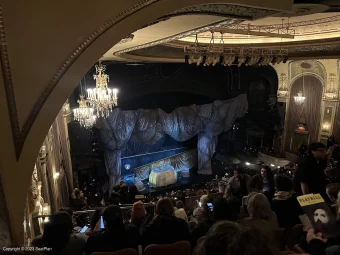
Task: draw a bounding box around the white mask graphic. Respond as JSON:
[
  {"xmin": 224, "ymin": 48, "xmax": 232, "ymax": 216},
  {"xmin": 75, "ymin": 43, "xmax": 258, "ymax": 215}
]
[{"xmin": 314, "ymin": 209, "xmax": 329, "ymax": 224}]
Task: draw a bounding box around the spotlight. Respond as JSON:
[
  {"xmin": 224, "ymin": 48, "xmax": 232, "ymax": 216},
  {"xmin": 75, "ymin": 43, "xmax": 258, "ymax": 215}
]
[
  {"xmin": 44, "ymin": 217, "xmax": 49, "ymax": 223},
  {"xmin": 245, "ymin": 162, "xmax": 250, "ymax": 166},
  {"xmin": 271, "ymin": 164, "xmax": 275, "ymax": 167}
]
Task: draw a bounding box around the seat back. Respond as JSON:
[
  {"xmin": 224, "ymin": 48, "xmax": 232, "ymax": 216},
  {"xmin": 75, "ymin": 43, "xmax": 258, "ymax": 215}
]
[
  {"xmin": 144, "ymin": 241, "xmax": 191, "ymax": 255},
  {"xmin": 91, "ymin": 248, "xmax": 138, "ymax": 255}
]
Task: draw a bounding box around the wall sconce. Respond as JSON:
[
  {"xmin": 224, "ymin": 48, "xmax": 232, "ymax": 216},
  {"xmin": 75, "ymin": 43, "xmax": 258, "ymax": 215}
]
[
  {"xmin": 322, "ymin": 123, "xmax": 330, "ymax": 132},
  {"xmin": 53, "ymin": 172, "xmax": 60, "ymax": 180},
  {"xmin": 42, "ymin": 203, "xmax": 50, "ymax": 215}
]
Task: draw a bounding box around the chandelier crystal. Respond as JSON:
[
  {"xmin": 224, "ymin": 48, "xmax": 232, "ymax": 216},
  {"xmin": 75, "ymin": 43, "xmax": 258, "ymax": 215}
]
[
  {"xmin": 82, "ymin": 115, "xmax": 97, "ymax": 129},
  {"xmin": 73, "ymin": 95, "xmax": 94, "ymax": 125},
  {"xmin": 87, "ymin": 62, "xmax": 118, "ymax": 118},
  {"xmin": 294, "ymin": 92, "xmax": 305, "ymax": 105}
]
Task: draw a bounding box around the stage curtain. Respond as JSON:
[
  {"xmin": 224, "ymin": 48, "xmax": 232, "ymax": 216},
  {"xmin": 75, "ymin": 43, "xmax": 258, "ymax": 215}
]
[
  {"xmin": 285, "ymin": 76, "xmax": 322, "ymax": 150},
  {"xmin": 97, "ymin": 94, "xmax": 248, "ymax": 191}
]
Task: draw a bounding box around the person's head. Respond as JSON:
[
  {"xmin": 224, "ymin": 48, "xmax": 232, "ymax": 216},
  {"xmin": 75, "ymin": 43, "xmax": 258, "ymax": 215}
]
[
  {"xmin": 102, "ymin": 205, "xmax": 124, "ymax": 231},
  {"xmin": 156, "ymin": 198, "xmax": 174, "ymax": 217},
  {"xmin": 176, "ymin": 200, "xmax": 184, "ymax": 209},
  {"xmin": 275, "ymin": 174, "xmax": 293, "ymax": 192},
  {"xmin": 73, "ymin": 188, "xmax": 80, "ymax": 198},
  {"xmin": 309, "ymin": 142, "xmax": 327, "ymax": 160},
  {"xmin": 247, "ymin": 192, "xmax": 272, "ymax": 221},
  {"xmin": 234, "ymin": 167, "xmax": 244, "ymax": 179},
  {"xmin": 120, "ymin": 181, "xmax": 126, "ymax": 187},
  {"xmin": 229, "ymin": 226, "xmax": 275, "ymax": 255},
  {"xmin": 194, "ymin": 221, "xmax": 240, "ymax": 255},
  {"xmin": 131, "ymin": 201, "xmax": 146, "ymax": 226},
  {"xmin": 260, "ymin": 165, "xmax": 272, "ymax": 178},
  {"xmin": 59, "ymin": 207, "xmax": 73, "ymax": 217},
  {"xmin": 90, "ymin": 208, "xmax": 102, "ymax": 229},
  {"xmin": 200, "ymin": 195, "xmax": 209, "ymax": 205},
  {"xmin": 213, "ymin": 198, "xmax": 233, "ymax": 222},
  {"xmin": 42, "ymin": 211, "xmax": 73, "ymax": 251},
  {"xmin": 113, "ymin": 185, "xmax": 121, "ymax": 193}
]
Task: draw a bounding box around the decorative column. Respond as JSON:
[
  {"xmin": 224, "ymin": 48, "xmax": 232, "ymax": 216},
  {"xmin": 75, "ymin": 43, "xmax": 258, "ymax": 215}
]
[{"xmin": 320, "ymin": 73, "xmax": 338, "ymax": 143}]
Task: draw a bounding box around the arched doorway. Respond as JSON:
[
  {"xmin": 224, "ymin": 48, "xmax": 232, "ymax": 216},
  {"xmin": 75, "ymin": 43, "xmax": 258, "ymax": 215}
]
[{"xmin": 285, "ymin": 75, "xmax": 323, "ymax": 151}]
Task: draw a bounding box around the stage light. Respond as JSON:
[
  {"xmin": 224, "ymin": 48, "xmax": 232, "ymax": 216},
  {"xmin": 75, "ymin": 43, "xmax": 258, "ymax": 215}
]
[
  {"xmin": 245, "ymin": 162, "xmax": 250, "ymax": 166},
  {"xmin": 44, "ymin": 217, "xmax": 49, "ymax": 223},
  {"xmin": 271, "ymin": 164, "xmax": 275, "ymax": 167},
  {"xmin": 188, "ymin": 55, "xmax": 194, "ymax": 64}
]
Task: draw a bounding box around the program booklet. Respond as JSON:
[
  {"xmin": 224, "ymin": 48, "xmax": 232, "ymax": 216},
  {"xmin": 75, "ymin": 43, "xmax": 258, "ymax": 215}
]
[{"xmin": 297, "ymin": 194, "xmax": 340, "ymax": 237}]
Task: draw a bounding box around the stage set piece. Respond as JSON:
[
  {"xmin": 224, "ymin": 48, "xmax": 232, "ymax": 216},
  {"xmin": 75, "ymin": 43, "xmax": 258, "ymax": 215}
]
[{"xmin": 97, "ymin": 94, "xmax": 248, "ymax": 191}]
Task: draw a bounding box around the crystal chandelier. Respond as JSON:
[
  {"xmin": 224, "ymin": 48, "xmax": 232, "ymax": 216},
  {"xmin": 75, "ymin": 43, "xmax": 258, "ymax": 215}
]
[
  {"xmin": 87, "ymin": 62, "xmax": 118, "ymax": 118},
  {"xmin": 73, "ymin": 95, "xmax": 95, "ymax": 126},
  {"xmin": 294, "ymin": 71, "xmax": 306, "ymax": 105}
]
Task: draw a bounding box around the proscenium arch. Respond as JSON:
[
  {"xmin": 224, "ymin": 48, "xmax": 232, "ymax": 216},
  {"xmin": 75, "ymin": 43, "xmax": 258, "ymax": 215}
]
[{"xmin": 0, "ymin": 0, "xmax": 292, "ymax": 244}]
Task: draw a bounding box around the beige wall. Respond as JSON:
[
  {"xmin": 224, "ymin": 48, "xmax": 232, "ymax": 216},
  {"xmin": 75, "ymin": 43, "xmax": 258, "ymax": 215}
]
[{"xmin": 0, "ymin": 0, "xmax": 292, "ymax": 245}]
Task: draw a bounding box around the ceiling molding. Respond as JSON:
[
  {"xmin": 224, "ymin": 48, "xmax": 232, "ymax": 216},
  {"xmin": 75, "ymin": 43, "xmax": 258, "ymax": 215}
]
[
  {"xmin": 0, "ymin": 0, "xmax": 160, "ymax": 159},
  {"xmin": 113, "ymin": 19, "xmax": 240, "ymax": 56},
  {"xmin": 157, "ymin": 4, "xmax": 278, "ymax": 21},
  {"xmin": 119, "ymin": 42, "xmax": 340, "ymax": 61}
]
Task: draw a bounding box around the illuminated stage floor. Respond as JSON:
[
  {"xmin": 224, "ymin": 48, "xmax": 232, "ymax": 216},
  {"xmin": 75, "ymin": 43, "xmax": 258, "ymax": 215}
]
[{"xmin": 120, "ymin": 171, "xmax": 214, "ymax": 194}]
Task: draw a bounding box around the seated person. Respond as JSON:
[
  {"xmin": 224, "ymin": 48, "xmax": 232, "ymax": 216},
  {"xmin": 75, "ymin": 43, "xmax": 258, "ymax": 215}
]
[
  {"xmin": 175, "ymin": 200, "xmax": 188, "ymax": 223},
  {"xmin": 131, "ymin": 201, "xmax": 147, "ymax": 231},
  {"xmin": 85, "ymin": 208, "xmax": 102, "ymax": 235},
  {"xmin": 32, "ymin": 211, "xmax": 86, "ymax": 255},
  {"xmin": 85, "ymin": 205, "xmax": 140, "ymax": 254},
  {"xmin": 142, "ymin": 198, "xmax": 190, "ymax": 248},
  {"xmin": 272, "ymin": 174, "xmax": 302, "ymax": 228},
  {"xmin": 224, "ymin": 167, "xmax": 251, "ymax": 200},
  {"xmin": 241, "ymin": 192, "xmax": 278, "ymax": 242},
  {"xmin": 193, "ymin": 221, "xmax": 276, "ymax": 255},
  {"xmin": 70, "ymin": 188, "xmax": 87, "ymax": 211}
]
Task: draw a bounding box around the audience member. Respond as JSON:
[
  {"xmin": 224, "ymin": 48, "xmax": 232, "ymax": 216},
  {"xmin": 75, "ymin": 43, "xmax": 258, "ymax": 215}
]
[
  {"xmin": 194, "ymin": 221, "xmax": 276, "ymax": 255},
  {"xmin": 59, "ymin": 207, "xmax": 77, "ymax": 227},
  {"xmin": 119, "ymin": 186, "xmax": 129, "ymax": 204},
  {"xmin": 127, "ymin": 185, "xmax": 140, "ymax": 204},
  {"xmin": 71, "ymin": 188, "xmax": 87, "ymax": 211},
  {"xmin": 108, "ymin": 185, "xmax": 121, "ymax": 205},
  {"xmin": 293, "ymin": 142, "xmax": 328, "ymax": 200},
  {"xmin": 175, "ymin": 200, "xmax": 188, "ymax": 223},
  {"xmin": 142, "ymin": 198, "xmax": 190, "ymax": 248},
  {"xmin": 85, "ymin": 205, "xmax": 140, "ymax": 254},
  {"xmin": 131, "ymin": 201, "xmax": 147, "ymax": 231},
  {"xmin": 272, "ymin": 175, "xmax": 302, "ymax": 228},
  {"xmin": 85, "ymin": 208, "xmax": 102, "ymax": 235},
  {"xmin": 242, "ymin": 192, "xmax": 278, "ymax": 241},
  {"xmin": 224, "ymin": 167, "xmax": 251, "ymax": 200},
  {"xmin": 249, "ymin": 165, "xmax": 275, "ymax": 199},
  {"xmin": 32, "ymin": 211, "xmax": 86, "ymax": 255}
]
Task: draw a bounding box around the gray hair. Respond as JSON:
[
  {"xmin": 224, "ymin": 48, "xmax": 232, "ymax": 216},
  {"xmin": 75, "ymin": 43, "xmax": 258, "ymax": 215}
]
[{"xmin": 247, "ymin": 192, "xmax": 272, "ymax": 221}]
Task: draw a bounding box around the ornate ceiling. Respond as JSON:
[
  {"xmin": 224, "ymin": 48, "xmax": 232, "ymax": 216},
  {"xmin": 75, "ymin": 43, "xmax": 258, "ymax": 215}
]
[{"xmin": 102, "ymin": 3, "xmax": 340, "ymax": 62}]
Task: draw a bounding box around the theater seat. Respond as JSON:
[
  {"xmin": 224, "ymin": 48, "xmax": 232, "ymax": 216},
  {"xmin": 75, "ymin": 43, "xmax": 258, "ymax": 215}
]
[
  {"xmin": 91, "ymin": 248, "xmax": 138, "ymax": 255},
  {"xmin": 144, "ymin": 241, "xmax": 191, "ymax": 255}
]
